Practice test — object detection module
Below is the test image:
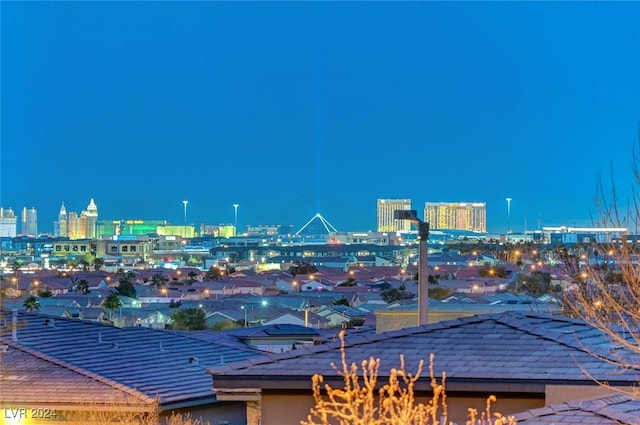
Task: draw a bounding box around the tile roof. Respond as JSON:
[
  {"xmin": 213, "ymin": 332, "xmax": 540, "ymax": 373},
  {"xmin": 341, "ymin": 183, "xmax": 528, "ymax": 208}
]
[
  {"xmin": 0, "ymin": 309, "xmax": 264, "ymax": 409},
  {"xmin": 0, "ymin": 340, "xmax": 157, "ymax": 409},
  {"xmin": 207, "ymin": 311, "xmax": 640, "ymax": 392},
  {"xmin": 514, "ymin": 394, "xmax": 640, "ymax": 425}
]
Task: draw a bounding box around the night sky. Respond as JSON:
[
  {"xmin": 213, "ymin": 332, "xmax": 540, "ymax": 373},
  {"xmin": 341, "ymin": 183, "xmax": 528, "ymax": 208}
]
[{"xmin": 2, "ymin": 2, "xmax": 639, "ymax": 234}]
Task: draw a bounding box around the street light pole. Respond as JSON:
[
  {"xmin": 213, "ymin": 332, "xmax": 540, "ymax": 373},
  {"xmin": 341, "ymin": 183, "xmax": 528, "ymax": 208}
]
[
  {"xmin": 394, "ymin": 210, "xmax": 430, "ymax": 326},
  {"xmin": 241, "ymin": 305, "xmax": 247, "ymax": 327}
]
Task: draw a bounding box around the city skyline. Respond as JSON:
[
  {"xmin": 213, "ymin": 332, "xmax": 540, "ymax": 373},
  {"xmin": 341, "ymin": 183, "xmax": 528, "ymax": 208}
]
[
  {"xmin": 2, "ymin": 2, "xmax": 639, "ymax": 233},
  {"xmin": 0, "ymin": 195, "xmax": 603, "ymax": 236}
]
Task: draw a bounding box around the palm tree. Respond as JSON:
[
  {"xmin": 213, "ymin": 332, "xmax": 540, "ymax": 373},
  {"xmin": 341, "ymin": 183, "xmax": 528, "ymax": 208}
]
[
  {"xmin": 150, "ymin": 272, "xmax": 168, "ymax": 289},
  {"xmin": 77, "ymin": 279, "xmax": 90, "ymax": 294},
  {"xmin": 102, "ymin": 293, "xmax": 122, "ymax": 322},
  {"xmin": 23, "ymin": 296, "xmax": 40, "ymax": 312},
  {"xmin": 92, "ymin": 258, "xmax": 105, "ymax": 271}
]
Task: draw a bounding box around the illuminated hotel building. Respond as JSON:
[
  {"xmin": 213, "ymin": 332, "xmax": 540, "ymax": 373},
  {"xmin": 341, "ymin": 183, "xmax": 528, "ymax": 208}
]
[
  {"xmin": 21, "ymin": 207, "xmax": 38, "ymax": 236},
  {"xmin": 424, "ymin": 202, "xmax": 486, "ymax": 232},
  {"xmin": 377, "ymin": 199, "xmax": 412, "ymax": 232},
  {"xmin": 54, "ymin": 199, "xmax": 99, "ymax": 239}
]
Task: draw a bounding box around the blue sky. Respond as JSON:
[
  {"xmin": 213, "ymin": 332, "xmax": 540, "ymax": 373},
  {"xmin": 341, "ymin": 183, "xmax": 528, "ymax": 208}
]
[{"xmin": 2, "ymin": 1, "xmax": 639, "ymax": 234}]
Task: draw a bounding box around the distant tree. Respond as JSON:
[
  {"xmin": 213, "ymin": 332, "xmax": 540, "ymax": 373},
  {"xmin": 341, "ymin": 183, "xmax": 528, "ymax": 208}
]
[
  {"xmin": 516, "ymin": 271, "xmax": 555, "ymax": 295},
  {"xmin": 428, "ymin": 287, "xmax": 453, "ymax": 300},
  {"xmin": 116, "ymin": 279, "xmax": 137, "ymax": 298},
  {"xmin": 205, "ymin": 266, "xmax": 222, "ymax": 281},
  {"xmin": 338, "ymin": 277, "xmax": 358, "ymax": 287},
  {"xmin": 150, "ymin": 272, "xmax": 168, "ymax": 289},
  {"xmin": 427, "ymin": 275, "xmax": 439, "ymax": 284},
  {"xmin": 332, "ymin": 296, "xmax": 350, "ymax": 306},
  {"xmin": 478, "ymin": 266, "xmax": 508, "ymax": 278},
  {"xmin": 289, "ymin": 262, "xmax": 319, "ymax": 276},
  {"xmin": 171, "ymin": 308, "xmax": 206, "ymax": 331},
  {"xmin": 103, "ymin": 293, "xmax": 122, "ymax": 321},
  {"xmin": 38, "ymin": 289, "xmax": 52, "ymax": 298},
  {"xmin": 77, "ymin": 279, "xmax": 91, "ymax": 294},
  {"xmin": 12, "ymin": 259, "xmax": 22, "ymax": 277},
  {"xmin": 23, "ymin": 296, "xmax": 40, "ymax": 312},
  {"xmin": 211, "ymin": 320, "xmax": 242, "ymax": 331},
  {"xmin": 168, "ymin": 300, "xmax": 182, "ymax": 308},
  {"xmin": 77, "ymin": 258, "xmax": 90, "ymax": 272},
  {"xmin": 381, "ymin": 287, "xmax": 414, "ymax": 303},
  {"xmin": 92, "ymin": 257, "xmax": 105, "ymax": 271}
]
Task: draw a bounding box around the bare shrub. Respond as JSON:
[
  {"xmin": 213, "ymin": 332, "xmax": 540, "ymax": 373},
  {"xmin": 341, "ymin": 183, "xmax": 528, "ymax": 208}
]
[{"xmin": 302, "ymin": 330, "xmax": 516, "ymax": 425}]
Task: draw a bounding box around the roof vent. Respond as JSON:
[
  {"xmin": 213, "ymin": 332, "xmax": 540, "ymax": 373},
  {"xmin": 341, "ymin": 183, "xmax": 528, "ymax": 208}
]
[
  {"xmin": 98, "ymin": 332, "xmax": 103, "ymax": 343},
  {"xmin": 219, "ymin": 355, "xmax": 224, "ymax": 365},
  {"xmin": 0, "ymin": 344, "xmax": 9, "ymax": 353},
  {"xmin": 189, "ymin": 356, "xmax": 199, "ymax": 365},
  {"xmin": 111, "ymin": 343, "xmax": 119, "ymax": 349},
  {"xmin": 159, "ymin": 341, "xmax": 167, "ymax": 352},
  {"xmin": 44, "ymin": 319, "xmax": 55, "ymax": 328}
]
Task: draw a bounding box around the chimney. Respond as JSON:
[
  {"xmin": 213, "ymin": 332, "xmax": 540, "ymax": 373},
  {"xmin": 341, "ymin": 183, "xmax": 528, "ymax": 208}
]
[{"xmin": 12, "ymin": 309, "xmax": 18, "ymax": 342}]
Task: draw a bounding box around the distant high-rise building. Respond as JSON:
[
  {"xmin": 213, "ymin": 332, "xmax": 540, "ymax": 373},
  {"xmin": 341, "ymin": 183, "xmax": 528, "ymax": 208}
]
[
  {"xmin": 424, "ymin": 202, "xmax": 486, "ymax": 232},
  {"xmin": 85, "ymin": 198, "xmax": 98, "ymax": 238},
  {"xmin": 54, "ymin": 199, "xmax": 99, "ymax": 239},
  {"xmin": 68, "ymin": 211, "xmax": 80, "ymax": 239},
  {"xmin": 55, "ymin": 202, "xmax": 69, "ymax": 237},
  {"xmin": 0, "ymin": 207, "xmax": 18, "ymax": 237},
  {"xmin": 21, "ymin": 207, "xmax": 38, "ymax": 236},
  {"xmin": 377, "ymin": 199, "xmax": 412, "ymax": 232}
]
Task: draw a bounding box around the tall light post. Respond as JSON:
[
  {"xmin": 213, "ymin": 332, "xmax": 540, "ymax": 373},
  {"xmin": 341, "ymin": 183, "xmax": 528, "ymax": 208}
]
[
  {"xmin": 182, "ymin": 200, "xmax": 188, "ymax": 224},
  {"xmin": 506, "ymin": 197, "xmax": 512, "ymax": 235},
  {"xmin": 241, "ymin": 305, "xmax": 247, "ymax": 327},
  {"xmin": 233, "ymin": 204, "xmax": 239, "ymax": 229},
  {"xmin": 394, "ymin": 210, "xmax": 430, "ymax": 325}
]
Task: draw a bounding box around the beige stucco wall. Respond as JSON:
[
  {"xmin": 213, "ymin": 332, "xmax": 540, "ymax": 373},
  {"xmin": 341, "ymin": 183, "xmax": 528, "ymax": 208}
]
[
  {"xmin": 376, "ymin": 310, "xmax": 478, "ymax": 332},
  {"xmin": 545, "ymin": 384, "xmax": 619, "ymax": 405},
  {"xmin": 260, "ymin": 391, "xmax": 545, "ymax": 425}
]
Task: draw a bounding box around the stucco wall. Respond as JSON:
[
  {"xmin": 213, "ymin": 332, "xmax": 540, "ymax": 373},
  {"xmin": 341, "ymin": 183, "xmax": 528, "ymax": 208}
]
[
  {"xmin": 376, "ymin": 310, "xmax": 478, "ymax": 332},
  {"xmin": 260, "ymin": 391, "xmax": 544, "ymax": 425},
  {"xmin": 545, "ymin": 384, "xmax": 618, "ymax": 405}
]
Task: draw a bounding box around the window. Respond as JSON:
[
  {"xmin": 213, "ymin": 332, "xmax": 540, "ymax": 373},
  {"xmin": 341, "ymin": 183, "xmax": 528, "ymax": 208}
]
[
  {"xmin": 111, "ymin": 246, "xmax": 118, "ymax": 253},
  {"xmin": 64, "ymin": 245, "xmax": 70, "ymax": 252},
  {"xmin": 80, "ymin": 246, "xmax": 87, "ymax": 252},
  {"xmin": 130, "ymin": 246, "xmax": 137, "ymax": 252},
  {"xmin": 72, "ymin": 245, "xmax": 78, "ymax": 251},
  {"xmin": 55, "ymin": 246, "xmax": 62, "ymax": 252},
  {"xmin": 122, "ymin": 246, "xmax": 128, "ymax": 252}
]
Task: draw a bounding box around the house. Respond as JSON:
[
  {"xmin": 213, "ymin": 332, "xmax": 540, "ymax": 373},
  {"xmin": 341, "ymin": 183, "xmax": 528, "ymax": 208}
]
[
  {"xmin": 207, "ymin": 311, "xmax": 640, "ymax": 425},
  {"xmin": 0, "ymin": 309, "xmax": 264, "ymax": 424}
]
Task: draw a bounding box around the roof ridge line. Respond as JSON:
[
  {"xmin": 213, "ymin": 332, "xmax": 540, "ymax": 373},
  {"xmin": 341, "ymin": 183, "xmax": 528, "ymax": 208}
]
[{"xmin": 0, "ymin": 338, "xmax": 158, "ymax": 405}]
